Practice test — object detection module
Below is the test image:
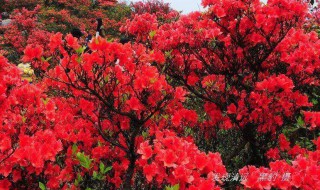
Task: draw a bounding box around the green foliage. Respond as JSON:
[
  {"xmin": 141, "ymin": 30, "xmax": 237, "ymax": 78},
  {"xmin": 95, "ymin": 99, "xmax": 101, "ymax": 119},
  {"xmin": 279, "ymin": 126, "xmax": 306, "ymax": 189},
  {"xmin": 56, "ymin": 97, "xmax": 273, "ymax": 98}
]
[
  {"xmin": 164, "ymin": 50, "xmax": 173, "ymax": 59},
  {"xmin": 142, "ymin": 131, "xmax": 149, "ymax": 139},
  {"xmin": 297, "ymin": 116, "xmax": 305, "ymax": 128},
  {"xmin": 149, "ymin": 30, "xmax": 156, "ymax": 39},
  {"xmin": 165, "ymin": 184, "xmax": 180, "ymax": 190},
  {"xmin": 39, "ymin": 182, "xmax": 46, "ymax": 190},
  {"xmin": 72, "ymin": 144, "xmax": 78, "ymax": 154},
  {"xmin": 74, "ymin": 173, "xmax": 83, "ymax": 186},
  {"xmin": 103, "ymin": 3, "xmax": 132, "ymax": 22},
  {"xmin": 92, "ymin": 165, "xmax": 112, "ymax": 181},
  {"xmin": 102, "ymin": 3, "xmax": 132, "ymax": 37},
  {"xmin": 41, "ymin": 98, "xmax": 50, "ymax": 105},
  {"xmin": 75, "ymin": 46, "xmax": 86, "ymax": 55},
  {"xmin": 41, "ymin": 56, "xmax": 52, "ymax": 62},
  {"xmin": 99, "ymin": 162, "xmax": 112, "ymax": 175},
  {"xmin": 76, "ymin": 152, "xmax": 92, "ymax": 169}
]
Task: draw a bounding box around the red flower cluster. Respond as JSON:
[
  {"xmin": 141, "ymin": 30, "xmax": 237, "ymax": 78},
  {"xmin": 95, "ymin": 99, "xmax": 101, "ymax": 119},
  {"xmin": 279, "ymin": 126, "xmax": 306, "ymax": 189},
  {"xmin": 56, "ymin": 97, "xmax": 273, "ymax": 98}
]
[
  {"xmin": 240, "ymin": 150, "xmax": 320, "ymax": 189},
  {"xmin": 137, "ymin": 130, "xmax": 226, "ymax": 190},
  {"xmin": 121, "ymin": 13, "xmax": 158, "ymax": 42},
  {"xmin": 304, "ymin": 111, "xmax": 320, "ymax": 129},
  {"xmin": 131, "ymin": 0, "xmax": 179, "ymax": 21},
  {"xmin": 248, "ymin": 75, "xmax": 311, "ymax": 133},
  {"xmin": 0, "ymin": 0, "xmax": 319, "ymax": 189},
  {"xmin": 0, "ymin": 55, "xmax": 62, "ymax": 189}
]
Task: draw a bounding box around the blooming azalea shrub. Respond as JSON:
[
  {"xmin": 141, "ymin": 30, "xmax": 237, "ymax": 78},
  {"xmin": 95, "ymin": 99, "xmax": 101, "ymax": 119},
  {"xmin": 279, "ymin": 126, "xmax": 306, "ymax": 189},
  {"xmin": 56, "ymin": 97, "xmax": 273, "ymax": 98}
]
[
  {"xmin": 2, "ymin": 6, "xmax": 42, "ymax": 55},
  {"xmin": 120, "ymin": 13, "xmax": 159, "ymax": 42},
  {"xmin": 120, "ymin": 0, "xmax": 180, "ymax": 43},
  {"xmin": 131, "ymin": 0, "xmax": 179, "ymax": 23},
  {"xmin": 23, "ymin": 34, "xmax": 209, "ymax": 189},
  {"xmin": 247, "ymin": 74, "xmax": 311, "ymax": 133},
  {"xmin": 0, "ymin": 0, "xmax": 123, "ymax": 63},
  {"xmin": 240, "ymin": 136, "xmax": 320, "ymax": 189},
  {"xmin": 0, "ymin": 55, "xmax": 62, "ymax": 189},
  {"xmin": 128, "ymin": 0, "xmax": 319, "ymax": 188},
  {"xmin": 0, "ymin": 0, "xmax": 320, "ymax": 189},
  {"xmin": 137, "ymin": 130, "xmax": 226, "ymax": 189}
]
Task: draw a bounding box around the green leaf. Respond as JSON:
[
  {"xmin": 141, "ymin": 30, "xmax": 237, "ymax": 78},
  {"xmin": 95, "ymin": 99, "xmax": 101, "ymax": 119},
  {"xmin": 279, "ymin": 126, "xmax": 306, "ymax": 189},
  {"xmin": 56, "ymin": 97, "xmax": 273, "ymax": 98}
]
[
  {"xmin": 150, "ymin": 78, "xmax": 157, "ymax": 84},
  {"xmin": 22, "ymin": 116, "xmax": 27, "ymax": 123},
  {"xmin": 46, "ymin": 56, "xmax": 52, "ymax": 62},
  {"xmin": 312, "ymin": 98, "xmax": 318, "ymax": 105},
  {"xmin": 39, "ymin": 182, "xmax": 46, "ymax": 190},
  {"xmin": 76, "ymin": 152, "xmax": 92, "ymax": 169},
  {"xmin": 121, "ymin": 93, "xmax": 129, "ymax": 103},
  {"xmin": 41, "ymin": 56, "xmax": 52, "ymax": 62},
  {"xmin": 165, "ymin": 50, "xmax": 173, "ymax": 59},
  {"xmin": 41, "ymin": 98, "xmax": 50, "ymax": 105},
  {"xmin": 72, "ymin": 144, "xmax": 78, "ymax": 155},
  {"xmin": 104, "ymin": 75, "xmax": 110, "ymax": 83},
  {"xmin": 226, "ymin": 84, "xmax": 231, "ymax": 90},
  {"xmin": 209, "ymin": 39, "xmax": 217, "ymax": 49},
  {"xmin": 297, "ymin": 116, "xmax": 305, "ymax": 128},
  {"xmin": 165, "ymin": 184, "xmax": 180, "ymax": 190},
  {"xmin": 285, "ymin": 159, "xmax": 292, "ymax": 164},
  {"xmin": 104, "ymin": 166, "xmax": 112, "ymax": 174},
  {"xmin": 284, "ymin": 126, "xmax": 299, "ymax": 135},
  {"xmin": 162, "ymin": 114, "xmax": 169, "ymax": 120},
  {"xmin": 76, "ymin": 57, "xmax": 82, "ymax": 63},
  {"xmin": 74, "ymin": 174, "xmax": 83, "ymax": 186},
  {"xmin": 149, "ymin": 30, "xmax": 156, "ymax": 38},
  {"xmin": 99, "ymin": 162, "xmax": 105, "ymax": 173},
  {"xmin": 75, "ymin": 46, "xmax": 86, "ymax": 54},
  {"xmin": 142, "ymin": 131, "xmax": 149, "ymax": 139},
  {"xmin": 185, "ymin": 127, "xmax": 192, "ymax": 135},
  {"xmin": 204, "ymin": 81, "xmax": 214, "ymax": 87},
  {"xmin": 74, "ymin": 179, "xmax": 79, "ymax": 186},
  {"xmin": 161, "ymin": 63, "xmax": 167, "ymax": 73},
  {"xmin": 93, "ymin": 171, "xmax": 98, "ymax": 180}
]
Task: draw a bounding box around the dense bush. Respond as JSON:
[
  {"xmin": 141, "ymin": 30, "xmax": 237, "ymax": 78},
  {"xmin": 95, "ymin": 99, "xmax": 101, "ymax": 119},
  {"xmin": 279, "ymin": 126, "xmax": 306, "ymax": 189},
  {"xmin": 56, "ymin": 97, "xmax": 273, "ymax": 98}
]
[{"xmin": 0, "ymin": 0, "xmax": 319, "ymax": 189}]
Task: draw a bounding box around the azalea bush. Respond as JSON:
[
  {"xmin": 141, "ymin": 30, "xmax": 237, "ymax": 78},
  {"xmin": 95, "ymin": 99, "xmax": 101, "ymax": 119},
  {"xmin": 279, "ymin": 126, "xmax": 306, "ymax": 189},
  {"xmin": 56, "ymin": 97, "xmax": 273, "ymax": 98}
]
[
  {"xmin": 0, "ymin": 0, "xmax": 320, "ymax": 189},
  {"xmin": 0, "ymin": 0, "xmax": 124, "ymax": 63}
]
